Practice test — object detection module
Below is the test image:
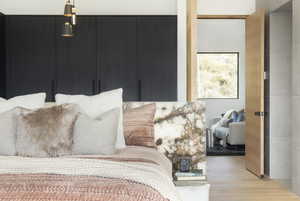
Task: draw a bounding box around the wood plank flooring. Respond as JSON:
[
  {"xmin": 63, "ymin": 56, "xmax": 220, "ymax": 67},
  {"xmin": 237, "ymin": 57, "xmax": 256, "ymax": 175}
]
[{"xmin": 207, "ymin": 156, "xmax": 300, "ymax": 201}]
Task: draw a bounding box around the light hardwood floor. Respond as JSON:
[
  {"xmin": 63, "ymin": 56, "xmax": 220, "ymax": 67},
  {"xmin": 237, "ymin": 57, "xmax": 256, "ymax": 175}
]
[{"xmin": 207, "ymin": 156, "xmax": 300, "ymax": 201}]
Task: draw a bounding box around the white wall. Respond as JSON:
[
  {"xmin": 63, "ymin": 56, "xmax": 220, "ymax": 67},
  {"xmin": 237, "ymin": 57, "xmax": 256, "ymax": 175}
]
[
  {"xmin": 197, "ymin": 19, "xmax": 245, "ymax": 122},
  {"xmin": 198, "ymin": 0, "xmax": 255, "ymax": 15},
  {"xmin": 292, "ymin": 0, "xmax": 300, "ymax": 196},
  {"xmin": 269, "ymin": 10, "xmax": 292, "ymax": 180},
  {"xmin": 0, "ymin": 0, "xmax": 177, "ymax": 15},
  {"xmin": 269, "ymin": 0, "xmax": 291, "ymax": 11}
]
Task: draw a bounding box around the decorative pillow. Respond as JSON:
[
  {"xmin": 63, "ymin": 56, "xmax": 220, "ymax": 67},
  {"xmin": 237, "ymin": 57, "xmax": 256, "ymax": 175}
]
[
  {"xmin": 231, "ymin": 111, "xmax": 239, "ymax": 122},
  {"xmin": 16, "ymin": 104, "xmax": 80, "ymax": 157},
  {"xmin": 237, "ymin": 110, "xmax": 245, "ymax": 122},
  {"xmin": 124, "ymin": 104, "xmax": 156, "ymax": 148},
  {"xmin": 0, "ymin": 108, "xmax": 20, "ymax": 156},
  {"xmin": 72, "ymin": 108, "xmax": 120, "ymax": 155},
  {"xmin": 55, "ymin": 88, "xmax": 125, "ymax": 149},
  {"xmin": 0, "ymin": 93, "xmax": 46, "ymax": 114}
]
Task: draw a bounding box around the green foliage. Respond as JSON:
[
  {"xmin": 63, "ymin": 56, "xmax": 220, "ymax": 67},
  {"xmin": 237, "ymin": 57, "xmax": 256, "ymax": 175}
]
[{"xmin": 197, "ymin": 53, "xmax": 238, "ymax": 99}]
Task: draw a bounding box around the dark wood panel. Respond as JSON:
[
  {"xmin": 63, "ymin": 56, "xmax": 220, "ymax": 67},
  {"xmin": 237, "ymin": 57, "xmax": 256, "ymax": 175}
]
[
  {"xmin": 6, "ymin": 16, "xmax": 55, "ymax": 100},
  {"xmin": 137, "ymin": 16, "xmax": 178, "ymax": 101},
  {"xmin": 0, "ymin": 13, "xmax": 5, "ymax": 98},
  {"xmin": 55, "ymin": 16, "xmax": 97, "ymax": 96},
  {"xmin": 98, "ymin": 17, "xmax": 138, "ymax": 101}
]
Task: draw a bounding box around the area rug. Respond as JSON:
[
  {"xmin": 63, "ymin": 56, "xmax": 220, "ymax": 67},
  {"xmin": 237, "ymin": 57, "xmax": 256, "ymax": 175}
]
[{"xmin": 206, "ymin": 144, "xmax": 245, "ymax": 156}]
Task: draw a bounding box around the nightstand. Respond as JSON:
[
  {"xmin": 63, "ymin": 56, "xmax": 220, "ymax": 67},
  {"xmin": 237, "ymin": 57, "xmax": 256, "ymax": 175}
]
[{"xmin": 175, "ymin": 181, "xmax": 210, "ymax": 201}]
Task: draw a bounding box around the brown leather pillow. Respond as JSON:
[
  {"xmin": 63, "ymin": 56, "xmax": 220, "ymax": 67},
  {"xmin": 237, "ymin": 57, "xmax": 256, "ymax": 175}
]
[
  {"xmin": 124, "ymin": 104, "xmax": 156, "ymax": 148},
  {"xmin": 16, "ymin": 104, "xmax": 80, "ymax": 157}
]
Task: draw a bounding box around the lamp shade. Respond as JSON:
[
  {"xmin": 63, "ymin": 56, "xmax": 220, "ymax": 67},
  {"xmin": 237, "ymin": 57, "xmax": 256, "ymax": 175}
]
[
  {"xmin": 64, "ymin": 1, "xmax": 73, "ymax": 17},
  {"xmin": 62, "ymin": 22, "xmax": 73, "ymax": 37}
]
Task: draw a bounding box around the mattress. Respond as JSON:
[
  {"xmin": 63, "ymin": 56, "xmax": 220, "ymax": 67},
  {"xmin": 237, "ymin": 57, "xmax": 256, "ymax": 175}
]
[{"xmin": 0, "ymin": 146, "xmax": 179, "ymax": 201}]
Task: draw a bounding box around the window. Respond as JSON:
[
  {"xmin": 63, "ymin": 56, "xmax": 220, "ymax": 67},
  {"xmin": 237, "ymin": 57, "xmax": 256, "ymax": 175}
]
[{"xmin": 197, "ymin": 52, "xmax": 239, "ymax": 99}]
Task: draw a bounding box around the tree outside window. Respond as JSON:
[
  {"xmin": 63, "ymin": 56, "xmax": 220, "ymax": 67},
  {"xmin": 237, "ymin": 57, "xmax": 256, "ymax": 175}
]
[{"xmin": 197, "ymin": 53, "xmax": 239, "ymax": 99}]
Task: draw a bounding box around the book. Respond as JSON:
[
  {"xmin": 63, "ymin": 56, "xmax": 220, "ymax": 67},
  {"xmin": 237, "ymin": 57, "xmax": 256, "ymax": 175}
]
[
  {"xmin": 174, "ymin": 170, "xmax": 203, "ymax": 177},
  {"xmin": 174, "ymin": 170, "xmax": 206, "ymax": 181},
  {"xmin": 175, "ymin": 175, "xmax": 207, "ymax": 181},
  {"xmin": 174, "ymin": 180, "xmax": 208, "ymax": 186}
]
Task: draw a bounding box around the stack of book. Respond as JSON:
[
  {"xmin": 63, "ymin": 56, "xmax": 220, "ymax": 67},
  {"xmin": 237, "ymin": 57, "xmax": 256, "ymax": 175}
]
[{"xmin": 173, "ymin": 170, "xmax": 207, "ymax": 186}]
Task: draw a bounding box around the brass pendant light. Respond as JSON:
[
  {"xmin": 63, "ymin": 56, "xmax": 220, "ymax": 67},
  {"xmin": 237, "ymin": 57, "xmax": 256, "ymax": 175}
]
[
  {"xmin": 64, "ymin": 0, "xmax": 73, "ymax": 17},
  {"xmin": 62, "ymin": 22, "xmax": 73, "ymax": 37},
  {"xmin": 62, "ymin": 0, "xmax": 77, "ymax": 37}
]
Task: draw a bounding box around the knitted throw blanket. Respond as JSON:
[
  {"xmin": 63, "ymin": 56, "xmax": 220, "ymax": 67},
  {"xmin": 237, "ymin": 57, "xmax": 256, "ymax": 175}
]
[{"xmin": 0, "ymin": 156, "xmax": 181, "ymax": 201}]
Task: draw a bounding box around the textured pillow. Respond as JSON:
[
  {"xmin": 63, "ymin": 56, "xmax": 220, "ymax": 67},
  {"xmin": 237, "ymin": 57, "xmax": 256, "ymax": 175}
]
[
  {"xmin": 0, "ymin": 93, "xmax": 46, "ymax": 114},
  {"xmin": 237, "ymin": 110, "xmax": 245, "ymax": 122},
  {"xmin": 16, "ymin": 104, "xmax": 80, "ymax": 157},
  {"xmin": 55, "ymin": 88, "xmax": 125, "ymax": 149},
  {"xmin": 124, "ymin": 104, "xmax": 156, "ymax": 148},
  {"xmin": 0, "ymin": 108, "xmax": 20, "ymax": 156},
  {"xmin": 73, "ymin": 108, "xmax": 120, "ymax": 155}
]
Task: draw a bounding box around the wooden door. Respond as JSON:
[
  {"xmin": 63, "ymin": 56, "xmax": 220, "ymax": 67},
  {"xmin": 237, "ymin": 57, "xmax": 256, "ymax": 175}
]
[
  {"xmin": 98, "ymin": 17, "xmax": 138, "ymax": 101},
  {"xmin": 137, "ymin": 16, "xmax": 178, "ymax": 101},
  {"xmin": 55, "ymin": 16, "xmax": 97, "ymax": 96},
  {"xmin": 245, "ymin": 9, "xmax": 266, "ymax": 177},
  {"xmin": 6, "ymin": 16, "xmax": 56, "ymax": 101}
]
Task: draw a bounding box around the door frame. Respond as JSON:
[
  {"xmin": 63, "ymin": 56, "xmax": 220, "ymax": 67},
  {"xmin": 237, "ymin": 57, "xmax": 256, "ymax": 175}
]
[{"xmin": 187, "ymin": 6, "xmax": 268, "ymax": 177}]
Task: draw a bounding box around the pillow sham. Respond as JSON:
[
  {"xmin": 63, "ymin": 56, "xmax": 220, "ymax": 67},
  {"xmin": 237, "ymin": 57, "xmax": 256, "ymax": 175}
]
[
  {"xmin": 0, "ymin": 93, "xmax": 46, "ymax": 114},
  {"xmin": 16, "ymin": 104, "xmax": 80, "ymax": 158},
  {"xmin": 72, "ymin": 108, "xmax": 120, "ymax": 155},
  {"xmin": 55, "ymin": 88, "xmax": 125, "ymax": 149},
  {"xmin": 124, "ymin": 104, "xmax": 156, "ymax": 148},
  {"xmin": 0, "ymin": 108, "xmax": 20, "ymax": 156}
]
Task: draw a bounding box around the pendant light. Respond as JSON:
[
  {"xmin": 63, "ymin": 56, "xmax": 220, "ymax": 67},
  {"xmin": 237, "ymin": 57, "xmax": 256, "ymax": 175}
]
[
  {"xmin": 64, "ymin": 0, "xmax": 73, "ymax": 17},
  {"xmin": 62, "ymin": 0, "xmax": 77, "ymax": 38},
  {"xmin": 62, "ymin": 22, "xmax": 73, "ymax": 37},
  {"xmin": 71, "ymin": 13, "xmax": 77, "ymax": 26}
]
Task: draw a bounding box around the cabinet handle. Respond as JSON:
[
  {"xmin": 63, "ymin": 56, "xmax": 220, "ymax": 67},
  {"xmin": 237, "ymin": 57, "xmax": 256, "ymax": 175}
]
[
  {"xmin": 51, "ymin": 80, "xmax": 56, "ymax": 101},
  {"xmin": 138, "ymin": 80, "xmax": 142, "ymax": 101},
  {"xmin": 98, "ymin": 80, "xmax": 101, "ymax": 93},
  {"xmin": 92, "ymin": 80, "xmax": 96, "ymax": 94}
]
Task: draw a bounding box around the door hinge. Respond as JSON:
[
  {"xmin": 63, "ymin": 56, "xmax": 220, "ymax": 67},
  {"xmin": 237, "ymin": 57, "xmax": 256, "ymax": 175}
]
[{"xmin": 254, "ymin": 112, "xmax": 265, "ymax": 117}]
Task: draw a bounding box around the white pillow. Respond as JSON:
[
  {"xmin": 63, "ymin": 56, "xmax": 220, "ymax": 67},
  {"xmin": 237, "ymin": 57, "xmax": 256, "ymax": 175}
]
[
  {"xmin": 72, "ymin": 108, "xmax": 120, "ymax": 155},
  {"xmin": 55, "ymin": 89, "xmax": 125, "ymax": 149},
  {"xmin": 0, "ymin": 93, "xmax": 46, "ymax": 114},
  {"xmin": 0, "ymin": 108, "xmax": 20, "ymax": 156}
]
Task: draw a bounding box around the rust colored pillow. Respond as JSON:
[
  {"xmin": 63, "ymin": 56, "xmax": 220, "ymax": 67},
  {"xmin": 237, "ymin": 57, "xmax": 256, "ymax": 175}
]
[{"xmin": 124, "ymin": 104, "xmax": 156, "ymax": 148}]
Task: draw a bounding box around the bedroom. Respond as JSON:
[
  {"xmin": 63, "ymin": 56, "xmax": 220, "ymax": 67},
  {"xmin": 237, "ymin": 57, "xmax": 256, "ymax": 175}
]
[{"xmin": 0, "ymin": 0, "xmax": 300, "ymax": 201}]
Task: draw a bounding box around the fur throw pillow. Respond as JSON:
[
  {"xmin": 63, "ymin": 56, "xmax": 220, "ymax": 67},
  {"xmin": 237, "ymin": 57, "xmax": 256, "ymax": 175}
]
[{"xmin": 16, "ymin": 104, "xmax": 80, "ymax": 157}]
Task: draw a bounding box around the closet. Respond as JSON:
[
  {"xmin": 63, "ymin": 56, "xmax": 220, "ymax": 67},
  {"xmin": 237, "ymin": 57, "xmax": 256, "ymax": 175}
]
[
  {"xmin": 0, "ymin": 13, "xmax": 5, "ymax": 98},
  {"xmin": 4, "ymin": 15, "xmax": 177, "ymax": 102}
]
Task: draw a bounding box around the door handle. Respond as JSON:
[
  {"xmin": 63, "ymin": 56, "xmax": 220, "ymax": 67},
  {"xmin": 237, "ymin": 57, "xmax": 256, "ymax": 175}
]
[{"xmin": 254, "ymin": 112, "xmax": 265, "ymax": 117}]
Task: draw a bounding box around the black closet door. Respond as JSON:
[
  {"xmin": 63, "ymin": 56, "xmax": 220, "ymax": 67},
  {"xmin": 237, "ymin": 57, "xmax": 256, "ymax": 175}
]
[
  {"xmin": 0, "ymin": 13, "xmax": 5, "ymax": 98},
  {"xmin": 6, "ymin": 16, "xmax": 55, "ymax": 100},
  {"xmin": 138, "ymin": 16, "xmax": 178, "ymax": 101},
  {"xmin": 55, "ymin": 16, "xmax": 97, "ymax": 96},
  {"xmin": 98, "ymin": 17, "xmax": 138, "ymax": 101}
]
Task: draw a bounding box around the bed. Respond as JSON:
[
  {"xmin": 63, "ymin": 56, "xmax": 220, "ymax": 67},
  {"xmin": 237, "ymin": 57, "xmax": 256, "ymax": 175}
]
[
  {"xmin": 0, "ymin": 92, "xmax": 208, "ymax": 201},
  {"xmin": 0, "ymin": 146, "xmax": 179, "ymax": 201}
]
